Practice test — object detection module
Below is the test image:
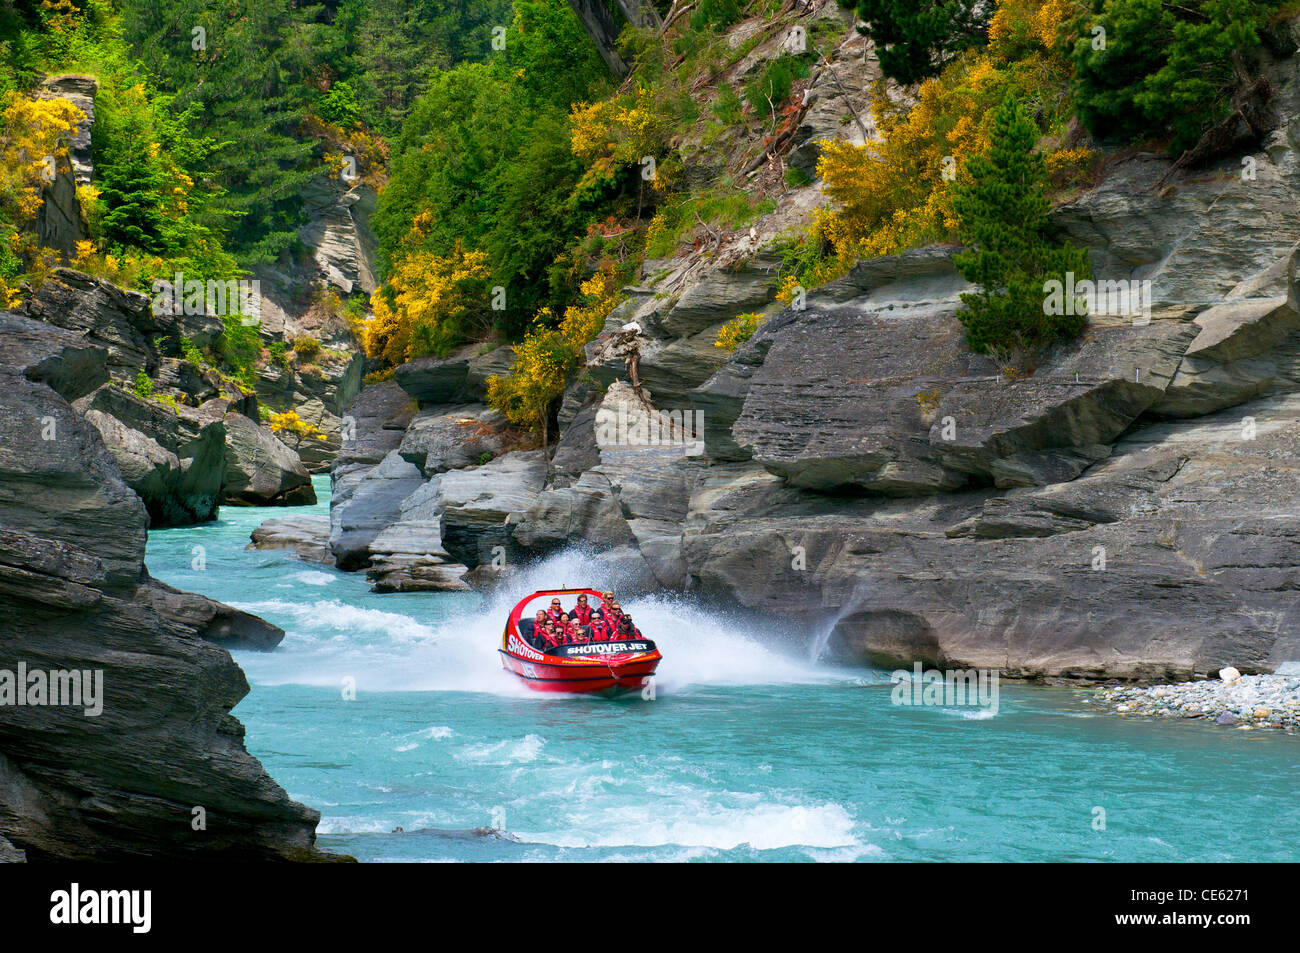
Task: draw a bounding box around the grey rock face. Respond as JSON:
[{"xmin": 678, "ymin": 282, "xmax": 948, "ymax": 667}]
[
  {"xmin": 683, "ymin": 394, "xmax": 1300, "ymax": 678},
  {"xmin": 365, "ymin": 514, "xmax": 471, "ymax": 593},
  {"xmin": 297, "ymin": 177, "xmax": 379, "ymax": 295},
  {"xmin": 20, "ymin": 269, "xmax": 158, "ymax": 381},
  {"xmin": 74, "ymin": 385, "xmax": 227, "ymax": 528},
  {"xmin": 34, "ymin": 75, "xmax": 96, "ymax": 257},
  {"xmin": 1151, "ymin": 251, "xmax": 1300, "ymax": 417},
  {"xmin": 436, "ymin": 451, "xmax": 549, "ymax": 568},
  {"xmin": 140, "ymin": 581, "xmax": 286, "ymax": 651},
  {"xmin": 1, "ymin": 311, "xmax": 108, "ymax": 402},
  {"xmin": 0, "ymin": 350, "xmax": 327, "ymax": 859},
  {"xmin": 550, "ymin": 386, "xmax": 602, "ymax": 488},
  {"xmin": 394, "ymin": 344, "xmax": 517, "ymax": 405},
  {"xmin": 330, "ymin": 450, "xmax": 426, "ymax": 571},
  {"xmin": 335, "ymin": 381, "xmax": 415, "ymax": 469},
  {"xmin": 398, "ymin": 404, "xmax": 509, "ymax": 477},
  {"xmin": 155, "ymin": 357, "xmax": 221, "ymax": 404}
]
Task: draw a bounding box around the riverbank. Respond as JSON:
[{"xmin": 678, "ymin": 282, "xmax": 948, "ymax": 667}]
[{"xmin": 1098, "ymin": 672, "xmax": 1300, "ymax": 731}]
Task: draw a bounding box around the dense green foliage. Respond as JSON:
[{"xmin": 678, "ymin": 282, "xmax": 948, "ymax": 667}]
[
  {"xmin": 1070, "ymin": 0, "xmax": 1281, "ymax": 153},
  {"xmin": 372, "ymin": 0, "xmax": 610, "ymax": 337},
  {"xmin": 841, "ymin": 0, "xmax": 989, "ymax": 84},
  {"xmin": 117, "ymin": 0, "xmax": 512, "ymax": 262},
  {"xmin": 689, "ymin": 0, "xmax": 742, "ymax": 32},
  {"xmin": 952, "ymin": 96, "xmax": 1089, "ymax": 359},
  {"xmin": 0, "ymin": 0, "xmax": 238, "ymax": 293}
]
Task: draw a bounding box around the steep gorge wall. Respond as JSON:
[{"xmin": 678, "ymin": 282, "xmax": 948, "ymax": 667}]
[
  {"xmin": 0, "ymin": 315, "xmax": 334, "ymax": 860},
  {"xmin": 274, "ymin": 8, "xmax": 1300, "ymax": 681}
]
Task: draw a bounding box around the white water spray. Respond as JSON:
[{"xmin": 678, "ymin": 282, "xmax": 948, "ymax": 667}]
[{"xmin": 230, "ymin": 548, "xmax": 841, "ymax": 696}]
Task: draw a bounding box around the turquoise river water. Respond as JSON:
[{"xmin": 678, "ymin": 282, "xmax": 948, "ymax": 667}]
[{"xmin": 144, "ymin": 476, "xmax": 1299, "ymax": 862}]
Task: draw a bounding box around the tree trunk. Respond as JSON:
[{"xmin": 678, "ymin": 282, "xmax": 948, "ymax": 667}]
[{"xmin": 567, "ymin": 0, "xmax": 631, "ymax": 77}]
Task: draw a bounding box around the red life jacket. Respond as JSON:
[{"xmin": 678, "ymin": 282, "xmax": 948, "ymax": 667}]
[
  {"xmin": 572, "ymin": 603, "xmax": 593, "ymax": 625},
  {"xmin": 547, "ymin": 606, "xmax": 563, "ymax": 622},
  {"xmin": 539, "ymin": 628, "xmax": 561, "ymax": 649},
  {"xmin": 588, "ymin": 618, "xmax": 609, "ymax": 641}
]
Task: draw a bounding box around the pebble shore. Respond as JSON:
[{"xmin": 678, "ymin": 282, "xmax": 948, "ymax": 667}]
[{"xmin": 1098, "ymin": 673, "xmax": 1300, "ymax": 731}]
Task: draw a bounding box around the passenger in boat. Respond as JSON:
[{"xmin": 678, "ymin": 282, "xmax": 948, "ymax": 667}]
[
  {"xmin": 606, "ymin": 600, "xmax": 624, "ymax": 626},
  {"xmin": 571, "ymin": 594, "xmax": 593, "ymax": 625},
  {"xmin": 530, "ymin": 610, "xmax": 551, "ymax": 649},
  {"xmin": 615, "ymin": 615, "xmax": 642, "ymax": 640},
  {"xmin": 536, "ymin": 620, "xmax": 561, "ymax": 651},
  {"xmin": 588, "ymin": 608, "xmax": 610, "ymax": 641},
  {"xmin": 560, "ymin": 612, "xmax": 587, "ymax": 643},
  {"xmin": 547, "ymin": 598, "xmax": 564, "ymax": 622}
]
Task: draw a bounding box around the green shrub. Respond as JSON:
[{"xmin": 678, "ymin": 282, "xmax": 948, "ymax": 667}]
[
  {"xmin": 744, "ymin": 55, "xmax": 809, "ymax": 116},
  {"xmin": 132, "ymin": 369, "xmax": 154, "ymax": 400},
  {"xmin": 269, "ymin": 341, "xmax": 288, "ymax": 367},
  {"xmin": 711, "ymin": 85, "xmax": 745, "ymax": 126},
  {"xmin": 785, "ymin": 165, "xmax": 813, "ymax": 188},
  {"xmin": 215, "ymin": 315, "xmax": 262, "ymax": 384},
  {"xmin": 179, "ymin": 337, "xmax": 206, "ymax": 367}
]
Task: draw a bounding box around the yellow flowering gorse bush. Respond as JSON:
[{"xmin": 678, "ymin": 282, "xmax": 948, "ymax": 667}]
[
  {"xmin": 363, "ymin": 243, "xmax": 492, "ymax": 366},
  {"xmin": 813, "ymin": 0, "xmax": 1081, "ymax": 268}
]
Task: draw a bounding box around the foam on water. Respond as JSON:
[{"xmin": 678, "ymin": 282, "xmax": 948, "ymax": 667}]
[
  {"xmin": 518, "ymin": 797, "xmax": 861, "ymax": 851},
  {"xmin": 230, "ymin": 548, "xmax": 843, "ymax": 697}
]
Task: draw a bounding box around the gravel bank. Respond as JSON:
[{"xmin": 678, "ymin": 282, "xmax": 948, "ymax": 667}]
[{"xmin": 1098, "ymin": 672, "xmax": 1300, "ymax": 731}]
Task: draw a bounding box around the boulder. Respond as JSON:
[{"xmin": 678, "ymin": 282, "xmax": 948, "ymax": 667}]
[
  {"xmin": 75, "ymin": 385, "xmax": 227, "ymax": 528},
  {"xmin": 139, "ymin": 581, "xmax": 286, "ymax": 651},
  {"xmin": 364, "ymin": 517, "xmax": 471, "ymax": 593},
  {"xmin": 329, "ymin": 450, "xmax": 425, "ymax": 571},
  {"xmin": 81, "ymin": 405, "xmax": 224, "ymax": 526},
  {"xmin": 219, "ymin": 410, "xmax": 316, "ymax": 507},
  {"xmin": 434, "ymin": 451, "xmax": 548, "ymax": 568},
  {"xmin": 657, "ymin": 259, "xmax": 779, "ymax": 338},
  {"xmin": 1, "ymin": 311, "xmax": 108, "ymax": 402},
  {"xmin": 394, "ymin": 344, "xmax": 517, "ymax": 405},
  {"xmin": 155, "ymin": 357, "xmax": 221, "ymax": 405},
  {"xmin": 0, "ymin": 362, "xmax": 330, "ymax": 858},
  {"xmin": 20, "ymin": 269, "xmax": 158, "ymax": 381},
  {"xmin": 335, "ymin": 381, "xmax": 416, "ymax": 469},
  {"xmin": 248, "ymin": 514, "xmax": 335, "ymax": 565},
  {"xmin": 1153, "ymin": 280, "xmax": 1300, "ymax": 416}
]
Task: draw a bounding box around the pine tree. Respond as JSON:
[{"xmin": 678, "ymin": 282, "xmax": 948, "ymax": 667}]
[
  {"xmin": 952, "ymin": 95, "xmax": 1090, "ymax": 362},
  {"xmin": 1071, "ymin": 0, "xmax": 1271, "ymax": 154},
  {"xmin": 842, "ymin": 0, "xmax": 988, "ymax": 85},
  {"xmin": 121, "ymin": 0, "xmax": 323, "ymax": 263}
]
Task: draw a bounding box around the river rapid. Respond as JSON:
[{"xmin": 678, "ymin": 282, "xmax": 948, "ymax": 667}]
[{"xmin": 144, "ymin": 477, "xmax": 1299, "ymax": 862}]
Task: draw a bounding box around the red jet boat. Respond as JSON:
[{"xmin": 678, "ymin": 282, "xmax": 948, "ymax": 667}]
[{"xmin": 499, "ymin": 587, "xmax": 661, "ymax": 696}]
